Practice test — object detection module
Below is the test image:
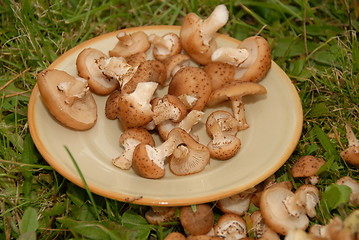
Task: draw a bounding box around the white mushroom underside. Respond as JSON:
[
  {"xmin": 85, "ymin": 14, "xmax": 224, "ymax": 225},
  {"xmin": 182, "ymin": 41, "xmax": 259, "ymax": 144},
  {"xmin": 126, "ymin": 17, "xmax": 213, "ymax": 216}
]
[
  {"xmin": 98, "ymin": 57, "xmax": 137, "ymax": 86},
  {"xmin": 216, "ymin": 220, "xmax": 246, "ymax": 239},
  {"xmin": 153, "ymin": 34, "xmax": 176, "ymax": 55},
  {"xmin": 153, "ymin": 100, "xmax": 181, "ymax": 124}
]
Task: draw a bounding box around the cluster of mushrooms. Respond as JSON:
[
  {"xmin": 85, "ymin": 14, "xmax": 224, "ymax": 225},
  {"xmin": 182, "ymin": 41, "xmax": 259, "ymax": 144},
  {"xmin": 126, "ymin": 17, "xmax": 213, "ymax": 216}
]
[
  {"xmin": 37, "ymin": 4, "xmax": 272, "ymax": 179},
  {"xmin": 145, "ymin": 154, "xmax": 358, "ymax": 240}
]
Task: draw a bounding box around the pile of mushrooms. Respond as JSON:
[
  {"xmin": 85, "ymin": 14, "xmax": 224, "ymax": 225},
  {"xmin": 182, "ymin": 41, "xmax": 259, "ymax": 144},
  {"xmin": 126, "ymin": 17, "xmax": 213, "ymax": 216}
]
[
  {"xmin": 143, "ymin": 154, "xmax": 358, "ymax": 239},
  {"xmin": 37, "ymin": 4, "xmax": 272, "ymax": 179}
]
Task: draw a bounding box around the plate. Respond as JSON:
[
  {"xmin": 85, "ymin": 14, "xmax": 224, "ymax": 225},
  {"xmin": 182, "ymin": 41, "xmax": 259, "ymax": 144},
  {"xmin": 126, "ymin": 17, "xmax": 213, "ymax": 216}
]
[{"xmin": 28, "ymin": 25, "xmax": 303, "ymax": 206}]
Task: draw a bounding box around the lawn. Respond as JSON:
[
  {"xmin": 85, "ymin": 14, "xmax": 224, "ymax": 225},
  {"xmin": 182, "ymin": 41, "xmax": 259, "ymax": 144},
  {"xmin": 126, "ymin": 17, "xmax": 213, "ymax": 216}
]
[{"xmin": 0, "ymin": 0, "xmax": 358, "ymax": 239}]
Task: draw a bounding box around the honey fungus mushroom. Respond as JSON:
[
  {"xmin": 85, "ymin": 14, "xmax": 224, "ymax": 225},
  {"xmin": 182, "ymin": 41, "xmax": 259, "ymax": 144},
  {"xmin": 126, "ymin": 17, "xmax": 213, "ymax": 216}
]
[
  {"xmin": 37, "ymin": 69, "xmax": 97, "ymax": 130},
  {"xmin": 207, "ymin": 82, "xmax": 267, "ymax": 130},
  {"xmin": 168, "ymin": 66, "xmax": 212, "ymax": 111},
  {"xmin": 291, "ymin": 155, "xmax": 326, "ymax": 185},
  {"xmin": 180, "ymin": 4, "xmax": 229, "ymax": 65},
  {"xmin": 76, "ymin": 48, "xmax": 119, "ymax": 95},
  {"xmin": 203, "ymin": 62, "xmax": 236, "ymax": 91},
  {"xmin": 214, "ymin": 213, "xmax": 247, "ymax": 239},
  {"xmin": 340, "ymin": 123, "xmax": 359, "ymax": 166},
  {"xmin": 149, "ymin": 33, "xmax": 182, "ymax": 61},
  {"xmin": 109, "ymin": 31, "xmax": 151, "ymax": 58},
  {"xmin": 179, "ymin": 204, "xmax": 215, "ymax": 236},
  {"xmin": 151, "ymin": 95, "xmax": 187, "ymax": 125}
]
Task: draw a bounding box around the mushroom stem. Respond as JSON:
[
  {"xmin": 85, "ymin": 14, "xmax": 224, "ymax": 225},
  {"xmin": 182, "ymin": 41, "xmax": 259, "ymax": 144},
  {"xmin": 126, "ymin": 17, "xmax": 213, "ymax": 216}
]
[
  {"xmin": 201, "ymin": 4, "xmax": 229, "ymax": 45},
  {"xmin": 116, "ymin": 32, "xmax": 134, "ymax": 46},
  {"xmin": 210, "ymin": 120, "xmax": 231, "ymax": 146},
  {"xmin": 211, "ymin": 47, "xmax": 249, "ymax": 67},
  {"xmin": 57, "ymin": 77, "xmax": 89, "ymax": 106},
  {"xmin": 230, "ymin": 96, "xmax": 249, "ymax": 130},
  {"xmin": 173, "ymin": 145, "xmax": 189, "ymax": 159},
  {"xmin": 345, "ymin": 123, "xmax": 359, "ymax": 147},
  {"xmin": 149, "ymin": 34, "xmax": 173, "ymax": 55},
  {"xmin": 127, "ymin": 81, "xmax": 158, "ymax": 107},
  {"xmin": 178, "ymin": 110, "xmax": 205, "ymax": 133}
]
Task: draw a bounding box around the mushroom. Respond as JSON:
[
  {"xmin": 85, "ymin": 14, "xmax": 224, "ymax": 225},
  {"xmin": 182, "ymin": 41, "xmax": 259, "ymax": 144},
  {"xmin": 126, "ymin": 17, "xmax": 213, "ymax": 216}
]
[
  {"xmin": 180, "ymin": 4, "xmax": 229, "ymax": 65},
  {"xmin": 76, "ymin": 48, "xmax": 119, "ymax": 95},
  {"xmin": 212, "ymin": 36, "xmax": 271, "ymax": 83},
  {"xmin": 336, "ymin": 176, "xmax": 359, "ymax": 207},
  {"xmin": 217, "ymin": 189, "xmax": 255, "ymax": 216},
  {"xmin": 179, "ymin": 204, "xmax": 215, "ymax": 236},
  {"xmin": 340, "ymin": 123, "xmax": 359, "ymax": 166},
  {"xmin": 121, "ymin": 59, "xmax": 166, "ymax": 94},
  {"xmin": 291, "ymin": 155, "xmax": 326, "ymax": 185},
  {"xmin": 117, "ymin": 81, "xmax": 158, "ymax": 129},
  {"xmin": 168, "ymin": 66, "xmax": 212, "ymax": 111},
  {"xmin": 131, "ymin": 131, "xmax": 179, "ymax": 179},
  {"xmin": 309, "ymin": 216, "xmax": 353, "ymax": 240},
  {"xmin": 151, "ymin": 95, "xmax": 187, "ymax": 125},
  {"xmin": 157, "ymin": 109, "xmax": 204, "ymax": 141},
  {"xmin": 104, "ymin": 90, "xmax": 121, "ymax": 120},
  {"xmin": 207, "ymin": 82, "xmax": 267, "ymax": 130},
  {"xmin": 214, "ymin": 213, "xmax": 247, "ymax": 240},
  {"xmin": 187, "ymin": 236, "xmax": 223, "ymax": 240},
  {"xmin": 164, "ymin": 232, "xmax": 186, "ymax": 240},
  {"xmin": 37, "ymin": 69, "xmax": 97, "ymax": 130},
  {"xmin": 168, "ymin": 128, "xmax": 210, "ymax": 176},
  {"xmin": 285, "ymin": 229, "xmax": 313, "ymax": 240},
  {"xmin": 259, "ymin": 187, "xmax": 310, "ymax": 235},
  {"xmin": 148, "ymin": 33, "xmax": 182, "ymax": 61},
  {"xmin": 112, "ymin": 128, "xmax": 155, "ymax": 170},
  {"xmin": 125, "ymin": 52, "xmax": 147, "ymax": 67},
  {"xmin": 206, "ymin": 110, "xmax": 239, "ymax": 137},
  {"xmin": 162, "ymin": 54, "xmax": 191, "ymax": 85},
  {"xmin": 250, "ymin": 211, "xmax": 280, "ymax": 240},
  {"xmin": 203, "ymin": 62, "xmax": 236, "ymax": 91},
  {"xmin": 145, "ymin": 206, "xmax": 177, "ymax": 226},
  {"xmin": 109, "ymin": 31, "xmax": 151, "ymax": 58}
]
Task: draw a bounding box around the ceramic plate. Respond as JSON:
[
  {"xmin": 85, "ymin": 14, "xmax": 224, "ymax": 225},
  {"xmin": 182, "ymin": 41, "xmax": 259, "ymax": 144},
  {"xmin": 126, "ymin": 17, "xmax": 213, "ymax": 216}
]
[{"xmin": 28, "ymin": 25, "xmax": 303, "ymax": 206}]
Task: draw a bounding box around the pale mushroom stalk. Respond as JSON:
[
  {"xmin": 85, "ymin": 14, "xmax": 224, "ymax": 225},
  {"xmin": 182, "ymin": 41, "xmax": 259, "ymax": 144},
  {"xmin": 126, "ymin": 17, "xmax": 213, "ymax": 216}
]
[
  {"xmin": 112, "ymin": 138, "xmax": 140, "ymax": 170},
  {"xmin": 211, "ymin": 47, "xmax": 249, "ymax": 67},
  {"xmin": 57, "ymin": 77, "xmax": 89, "ymax": 106},
  {"xmin": 125, "ymin": 82, "xmax": 157, "ymax": 108},
  {"xmin": 340, "ymin": 123, "xmax": 359, "ymax": 166},
  {"xmin": 345, "ymin": 123, "xmax": 359, "ymax": 146},
  {"xmin": 230, "ymin": 96, "xmax": 248, "ymax": 130},
  {"xmin": 146, "ymin": 136, "xmax": 178, "ymax": 170},
  {"xmin": 152, "ymin": 95, "xmax": 187, "ymax": 125},
  {"xmin": 178, "ymin": 110, "xmax": 205, "ymax": 132},
  {"xmin": 201, "ymin": 4, "xmax": 229, "ymax": 45},
  {"xmin": 149, "ymin": 34, "xmax": 176, "ymax": 56},
  {"xmin": 210, "ymin": 118, "xmax": 233, "ymax": 146},
  {"xmin": 116, "ymin": 32, "xmax": 134, "ymax": 46}
]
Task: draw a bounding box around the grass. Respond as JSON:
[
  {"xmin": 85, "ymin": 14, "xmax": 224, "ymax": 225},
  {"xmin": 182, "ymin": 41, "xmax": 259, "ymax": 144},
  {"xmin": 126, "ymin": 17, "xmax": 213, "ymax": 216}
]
[{"xmin": 0, "ymin": 0, "xmax": 358, "ymax": 239}]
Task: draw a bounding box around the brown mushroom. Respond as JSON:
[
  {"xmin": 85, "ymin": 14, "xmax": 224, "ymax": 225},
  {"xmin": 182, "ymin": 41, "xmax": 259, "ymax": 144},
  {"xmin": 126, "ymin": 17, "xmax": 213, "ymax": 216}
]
[
  {"xmin": 340, "ymin": 123, "xmax": 359, "ymax": 166},
  {"xmin": 37, "ymin": 69, "xmax": 97, "ymax": 130},
  {"xmin": 112, "ymin": 128, "xmax": 155, "ymax": 170},
  {"xmin": 250, "ymin": 211, "xmax": 280, "ymax": 240},
  {"xmin": 180, "ymin": 204, "xmax": 215, "ymax": 236},
  {"xmin": 151, "ymin": 95, "xmax": 187, "ymax": 125},
  {"xmin": 168, "ymin": 128, "xmax": 210, "ymax": 176},
  {"xmin": 149, "ymin": 33, "xmax": 182, "ymax": 61},
  {"xmin": 180, "ymin": 4, "xmax": 229, "ymax": 65},
  {"xmin": 336, "ymin": 176, "xmax": 359, "ymax": 207},
  {"xmin": 168, "ymin": 66, "xmax": 212, "ymax": 111},
  {"xmin": 203, "ymin": 62, "xmax": 236, "ymax": 91},
  {"xmin": 207, "ymin": 82, "xmax": 267, "ymax": 130},
  {"xmin": 206, "ymin": 110, "xmax": 239, "ymax": 137},
  {"xmin": 76, "ymin": 48, "xmax": 119, "ymax": 95},
  {"xmin": 217, "ymin": 189, "xmax": 254, "ymax": 216},
  {"xmin": 109, "ymin": 31, "xmax": 151, "ymax": 58},
  {"xmin": 164, "ymin": 232, "xmax": 186, "ymax": 240},
  {"xmin": 163, "ymin": 54, "xmax": 191, "ymax": 85},
  {"xmin": 125, "ymin": 52, "xmax": 147, "ymax": 67},
  {"xmin": 104, "ymin": 90, "xmax": 121, "ymax": 120},
  {"xmin": 291, "ymin": 155, "xmax": 326, "ymax": 185},
  {"xmin": 214, "ymin": 213, "xmax": 247, "ymax": 239},
  {"xmin": 145, "ymin": 206, "xmax": 177, "ymax": 226},
  {"xmin": 211, "ymin": 47, "xmax": 249, "ymax": 67}
]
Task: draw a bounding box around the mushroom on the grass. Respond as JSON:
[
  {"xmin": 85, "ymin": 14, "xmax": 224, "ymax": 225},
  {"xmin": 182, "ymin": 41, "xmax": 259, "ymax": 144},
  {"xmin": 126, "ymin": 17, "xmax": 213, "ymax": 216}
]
[{"xmin": 340, "ymin": 123, "xmax": 359, "ymax": 166}]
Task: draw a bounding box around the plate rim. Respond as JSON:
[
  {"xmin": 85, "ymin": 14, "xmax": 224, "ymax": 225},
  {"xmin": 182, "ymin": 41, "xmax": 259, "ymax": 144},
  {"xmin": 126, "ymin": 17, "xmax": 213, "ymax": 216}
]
[{"xmin": 28, "ymin": 25, "xmax": 303, "ymax": 206}]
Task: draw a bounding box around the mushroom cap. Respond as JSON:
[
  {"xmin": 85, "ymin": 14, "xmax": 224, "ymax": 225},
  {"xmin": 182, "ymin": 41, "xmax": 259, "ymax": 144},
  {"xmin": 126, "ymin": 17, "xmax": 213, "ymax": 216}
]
[
  {"xmin": 203, "ymin": 62, "xmax": 235, "ymax": 91},
  {"xmin": 291, "ymin": 155, "xmax": 326, "ymax": 178},
  {"xmin": 119, "ymin": 128, "xmax": 155, "ymax": 147},
  {"xmin": 37, "ymin": 69, "xmax": 97, "ymax": 130},
  {"xmin": 206, "ymin": 82, "xmax": 267, "ymax": 107},
  {"xmin": 104, "ymin": 90, "xmax": 121, "ymax": 120},
  {"xmin": 164, "ymin": 232, "xmax": 186, "ymax": 240},
  {"xmin": 186, "ymin": 236, "xmax": 223, "ymax": 240},
  {"xmin": 340, "ymin": 146, "xmax": 359, "ymax": 166},
  {"xmin": 180, "ymin": 204, "xmax": 215, "ymax": 236},
  {"xmin": 168, "ymin": 66, "xmax": 212, "ymax": 111},
  {"xmin": 121, "ymin": 60, "xmax": 166, "ymax": 94},
  {"xmin": 214, "ymin": 213, "xmax": 247, "ymax": 239},
  {"xmin": 217, "ymin": 191, "xmax": 253, "ymax": 216},
  {"xmin": 131, "ymin": 143, "xmax": 165, "ymax": 179},
  {"xmin": 125, "ymin": 52, "xmax": 147, "ymax": 67},
  {"xmin": 207, "ymin": 135, "xmax": 241, "ymax": 160},
  {"xmin": 76, "ymin": 48, "xmax": 118, "ymax": 95},
  {"xmin": 234, "ymin": 36, "xmax": 272, "ymax": 83},
  {"xmin": 260, "ymin": 187, "xmax": 309, "ymax": 235},
  {"xmin": 145, "ymin": 206, "xmax": 177, "ymax": 226},
  {"xmin": 109, "ymin": 31, "xmax": 151, "ymax": 58},
  {"xmin": 206, "ymin": 110, "xmax": 239, "ymax": 138},
  {"xmin": 168, "ymin": 128, "xmax": 210, "ymax": 176},
  {"xmin": 163, "ymin": 54, "xmax": 191, "ymax": 82},
  {"xmin": 152, "ymin": 94, "xmax": 188, "ymax": 125},
  {"xmin": 336, "ymin": 176, "xmax": 359, "ymax": 207},
  {"xmin": 150, "ymin": 33, "xmax": 182, "ymax": 61},
  {"xmin": 180, "ymin": 12, "xmax": 217, "ymax": 65}
]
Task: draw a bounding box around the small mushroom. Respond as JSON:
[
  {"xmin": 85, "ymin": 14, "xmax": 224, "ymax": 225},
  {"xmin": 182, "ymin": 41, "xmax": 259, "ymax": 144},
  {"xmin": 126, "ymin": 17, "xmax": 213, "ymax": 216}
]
[
  {"xmin": 131, "ymin": 131, "xmax": 178, "ymax": 179},
  {"xmin": 162, "ymin": 54, "xmax": 191, "ymax": 85},
  {"xmin": 217, "ymin": 189, "xmax": 255, "ymax": 216},
  {"xmin": 340, "ymin": 123, "xmax": 359, "ymax": 166},
  {"xmin": 285, "ymin": 229, "xmax": 313, "ymax": 240},
  {"xmin": 309, "ymin": 216, "xmax": 353, "ymax": 240},
  {"xmin": 211, "ymin": 47, "xmax": 249, "ymax": 67},
  {"xmin": 187, "ymin": 236, "xmax": 223, "ymax": 240},
  {"xmin": 291, "ymin": 155, "xmax": 326, "ymax": 185},
  {"xmin": 104, "ymin": 90, "xmax": 121, "ymax": 120},
  {"xmin": 203, "ymin": 62, "xmax": 236, "ymax": 91},
  {"xmin": 76, "ymin": 48, "xmax": 119, "ymax": 95},
  {"xmin": 37, "ymin": 69, "xmax": 97, "ymax": 130},
  {"xmin": 206, "ymin": 110, "xmax": 239, "ymax": 137},
  {"xmin": 121, "ymin": 59, "xmax": 166, "ymax": 94},
  {"xmin": 336, "ymin": 176, "xmax": 359, "ymax": 207},
  {"xmin": 180, "ymin": 204, "xmax": 215, "ymax": 236},
  {"xmin": 149, "ymin": 33, "xmax": 182, "ymax": 61},
  {"xmin": 109, "ymin": 31, "xmax": 151, "ymax": 58},
  {"xmin": 164, "ymin": 232, "xmax": 186, "ymax": 240},
  {"xmin": 117, "ymin": 81, "xmax": 158, "ymax": 129},
  {"xmin": 180, "ymin": 4, "xmax": 229, "ymax": 65},
  {"xmin": 151, "ymin": 95, "xmax": 187, "ymax": 125},
  {"xmin": 260, "ymin": 187, "xmax": 310, "ymax": 235},
  {"xmin": 168, "ymin": 66, "xmax": 212, "ymax": 111},
  {"xmin": 112, "ymin": 128, "xmax": 155, "ymax": 170},
  {"xmin": 145, "ymin": 206, "xmax": 177, "ymax": 226},
  {"xmin": 168, "ymin": 128, "xmax": 210, "ymax": 176},
  {"xmin": 214, "ymin": 213, "xmax": 247, "ymax": 239},
  {"xmin": 157, "ymin": 110, "xmax": 204, "ymax": 141},
  {"xmin": 207, "ymin": 82, "xmax": 267, "ymax": 130},
  {"xmin": 250, "ymin": 211, "xmax": 280, "ymax": 240}
]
